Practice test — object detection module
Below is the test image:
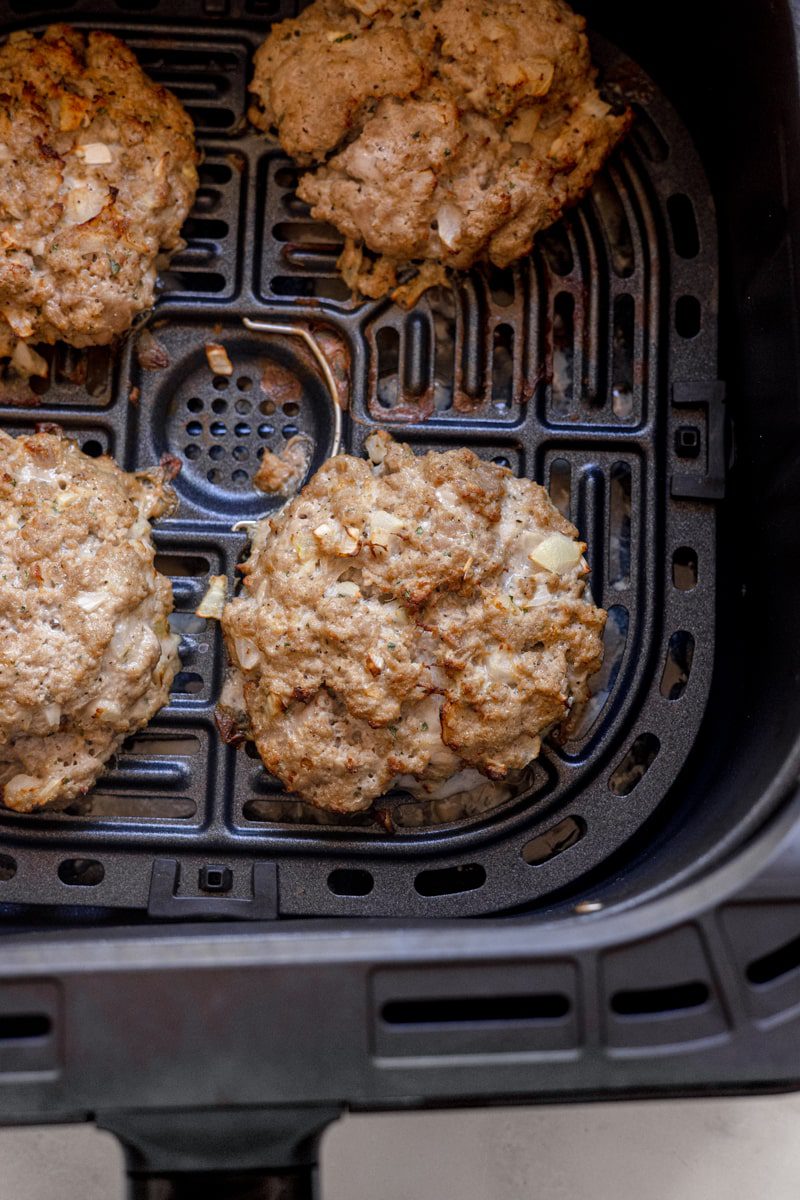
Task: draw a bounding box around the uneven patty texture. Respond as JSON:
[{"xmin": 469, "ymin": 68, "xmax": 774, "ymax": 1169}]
[
  {"xmin": 249, "ymin": 0, "xmax": 630, "ymax": 301},
  {"xmin": 220, "ymin": 433, "xmax": 606, "ymax": 813},
  {"xmin": 0, "ymin": 429, "xmax": 180, "ymax": 813},
  {"xmin": 0, "ymin": 25, "xmax": 198, "ymax": 358}
]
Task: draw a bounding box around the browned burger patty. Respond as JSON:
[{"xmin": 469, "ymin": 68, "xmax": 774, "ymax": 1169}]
[
  {"xmin": 249, "ymin": 0, "xmax": 630, "ymax": 302},
  {"xmin": 0, "ymin": 429, "xmax": 180, "ymax": 813},
  {"xmin": 220, "ymin": 432, "xmax": 606, "ymax": 814},
  {"xmin": 0, "ymin": 25, "xmax": 199, "ymax": 360}
]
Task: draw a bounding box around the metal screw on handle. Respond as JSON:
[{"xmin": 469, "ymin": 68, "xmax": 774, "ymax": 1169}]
[{"xmin": 127, "ymin": 1166, "xmax": 317, "ymax": 1200}]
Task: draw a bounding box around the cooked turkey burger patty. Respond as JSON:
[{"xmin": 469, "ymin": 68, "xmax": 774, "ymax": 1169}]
[
  {"xmin": 249, "ymin": 0, "xmax": 630, "ymax": 302},
  {"xmin": 0, "ymin": 25, "xmax": 198, "ymax": 359},
  {"xmin": 0, "ymin": 428, "xmax": 180, "ymax": 813},
  {"xmin": 220, "ymin": 433, "xmax": 606, "ymax": 814}
]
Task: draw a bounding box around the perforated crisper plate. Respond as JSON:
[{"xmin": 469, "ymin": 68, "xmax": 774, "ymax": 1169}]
[{"xmin": 0, "ymin": 5, "xmax": 721, "ymax": 919}]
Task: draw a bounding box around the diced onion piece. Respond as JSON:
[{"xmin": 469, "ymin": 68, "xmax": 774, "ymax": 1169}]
[
  {"xmin": 436, "ymin": 203, "xmax": 463, "ymax": 250},
  {"xmin": 43, "ymin": 703, "xmax": 62, "ymax": 729},
  {"xmin": 529, "ymin": 532, "xmax": 583, "ymax": 574},
  {"xmin": 65, "ymin": 185, "xmax": 106, "ymax": 225},
  {"xmin": 365, "ymin": 429, "xmax": 392, "ymax": 465},
  {"xmin": 487, "ymin": 649, "xmax": 516, "ymax": 683},
  {"xmin": 77, "ymin": 142, "xmax": 112, "ymax": 164},
  {"xmin": 234, "ymin": 636, "xmax": 260, "ymax": 670},
  {"xmin": 332, "ymin": 580, "xmax": 360, "ymax": 598},
  {"xmin": 11, "ymin": 341, "xmax": 48, "ymax": 378},
  {"xmin": 196, "ymin": 574, "xmax": 228, "ymax": 619},
  {"xmin": 367, "ymin": 508, "xmax": 404, "ymax": 548},
  {"xmin": 75, "ymin": 591, "xmax": 105, "ymax": 613},
  {"xmin": 205, "ymin": 342, "xmax": 233, "ymax": 376}
]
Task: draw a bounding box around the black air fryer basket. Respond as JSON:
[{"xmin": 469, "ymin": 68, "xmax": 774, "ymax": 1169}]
[{"xmin": 1, "ymin": 0, "xmax": 800, "ymax": 1194}]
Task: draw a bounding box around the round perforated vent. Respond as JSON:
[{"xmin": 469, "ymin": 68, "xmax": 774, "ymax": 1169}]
[{"xmin": 153, "ymin": 329, "xmax": 339, "ymax": 516}]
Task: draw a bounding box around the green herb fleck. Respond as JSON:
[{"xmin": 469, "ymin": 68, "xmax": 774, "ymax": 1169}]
[
  {"xmin": 444, "ymin": 148, "xmax": 451, "ymax": 157},
  {"xmin": 420, "ymin": 721, "xmax": 428, "ymax": 731},
  {"xmin": 411, "ymin": 130, "xmax": 421, "ymax": 139},
  {"xmin": 109, "ymin": 257, "xmax": 121, "ymax": 275},
  {"xmin": 334, "ymin": 32, "xmax": 355, "ymax": 42},
  {"xmin": 388, "ymin": 725, "xmax": 398, "ymax": 736},
  {"xmin": 415, "ymin": 525, "xmax": 424, "ymax": 534},
  {"xmin": 387, "ymin": 642, "xmax": 396, "ymax": 649}
]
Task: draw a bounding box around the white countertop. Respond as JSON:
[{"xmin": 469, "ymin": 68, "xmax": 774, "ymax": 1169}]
[{"xmin": 2, "ymin": 1094, "xmax": 799, "ymax": 1198}]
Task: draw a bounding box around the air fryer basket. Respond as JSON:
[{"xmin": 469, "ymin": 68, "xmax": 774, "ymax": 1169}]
[
  {"xmin": 1, "ymin": 0, "xmax": 800, "ymax": 1184},
  {"xmin": 0, "ymin": 9, "xmax": 723, "ymax": 921}
]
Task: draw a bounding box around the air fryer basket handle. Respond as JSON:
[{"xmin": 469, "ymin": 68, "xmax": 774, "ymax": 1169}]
[
  {"xmin": 126, "ymin": 1165, "xmax": 316, "ymax": 1200},
  {"xmin": 99, "ymin": 1106, "xmax": 340, "ymax": 1199}
]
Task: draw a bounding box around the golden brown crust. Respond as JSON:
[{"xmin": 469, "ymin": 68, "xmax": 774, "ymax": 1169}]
[
  {"xmin": 249, "ymin": 0, "xmax": 630, "ymax": 302},
  {"xmin": 221, "ymin": 435, "xmax": 605, "ymax": 813},
  {"xmin": 0, "ymin": 25, "xmax": 199, "ymax": 355}
]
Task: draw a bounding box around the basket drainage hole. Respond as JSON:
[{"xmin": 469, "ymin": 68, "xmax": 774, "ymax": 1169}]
[
  {"xmin": 212, "ymin": 398, "xmax": 227, "ymax": 414},
  {"xmin": 187, "ymin": 397, "xmax": 203, "ymax": 413},
  {"xmin": 209, "ymin": 445, "xmax": 224, "ymax": 461},
  {"xmin": 672, "ymin": 546, "xmax": 698, "ymax": 590},
  {"xmin": 0, "ymin": 854, "xmax": 16, "ymax": 882},
  {"xmin": 232, "ymin": 469, "xmax": 249, "ymax": 485},
  {"xmin": 608, "ymin": 733, "xmax": 660, "ymax": 796},
  {"xmin": 522, "ymin": 816, "xmax": 585, "ymax": 866},
  {"xmin": 235, "ymin": 399, "xmax": 252, "ymax": 415},
  {"xmin": 283, "ymin": 402, "xmax": 300, "ymax": 416},
  {"xmin": 210, "ymin": 421, "xmax": 227, "ymax": 437},
  {"xmin": 186, "ymin": 421, "xmax": 202, "ymax": 437},
  {"xmin": 237, "ymin": 376, "xmax": 252, "ymax": 391},
  {"xmin": 660, "ymin": 630, "xmax": 695, "ymax": 700},
  {"xmin": 58, "ymin": 858, "xmax": 104, "ymax": 887},
  {"xmin": 328, "ymin": 868, "xmax": 374, "ymax": 897},
  {"xmin": 233, "ymin": 445, "xmax": 248, "ymax": 461},
  {"xmin": 212, "ymin": 376, "xmax": 229, "ymax": 391},
  {"xmin": 81, "ymin": 439, "xmax": 103, "ymax": 458},
  {"xmin": 414, "ymin": 863, "xmax": 486, "ymax": 897},
  {"xmin": 611, "ymin": 981, "xmax": 709, "ymax": 1016},
  {"xmin": 549, "ymin": 458, "xmax": 571, "ymax": 517},
  {"xmin": 667, "ymin": 193, "xmax": 700, "ymax": 258},
  {"xmin": 184, "ymin": 445, "xmax": 201, "ymax": 460},
  {"xmin": 746, "ymin": 933, "xmax": 800, "ymax": 985}
]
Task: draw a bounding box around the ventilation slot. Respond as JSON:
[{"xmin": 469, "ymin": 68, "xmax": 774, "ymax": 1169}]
[
  {"xmin": 271, "ymin": 276, "xmax": 351, "ymax": 301},
  {"xmin": 376, "ymin": 326, "xmax": 400, "ymax": 407},
  {"xmin": 487, "ymin": 265, "xmax": 515, "ymax": 307},
  {"xmin": 154, "ymin": 555, "xmax": 210, "ymax": 577},
  {"xmin": 551, "ymin": 291, "xmax": 575, "ymax": 415},
  {"xmin": 672, "ymin": 546, "xmax": 698, "ymax": 590},
  {"xmin": 660, "ymin": 631, "xmax": 695, "ymax": 700},
  {"xmin": 414, "ymin": 864, "xmax": 486, "ymax": 897},
  {"xmin": 609, "ymin": 462, "xmax": 632, "ymax": 588},
  {"xmin": 611, "ymin": 981, "xmax": 709, "ymax": 1015},
  {"xmin": 430, "ymin": 287, "xmax": 456, "ymax": 411},
  {"xmin": 492, "ymin": 324, "xmax": 514, "ymax": 408},
  {"xmin": 328, "ymin": 869, "xmax": 374, "ymax": 897},
  {"xmin": 381, "ymin": 994, "xmax": 570, "ymax": 1025},
  {"xmin": 0, "ymin": 1015, "xmax": 51, "ymax": 1041},
  {"xmin": 522, "ymin": 817, "xmax": 585, "ymax": 866},
  {"xmin": 549, "ymin": 458, "xmax": 571, "ymax": 517},
  {"xmin": 746, "ymin": 934, "xmax": 800, "ymax": 985},
  {"xmin": 609, "ymin": 733, "xmax": 660, "ymax": 796},
  {"xmin": 611, "ymin": 295, "xmax": 635, "ymax": 419},
  {"xmin": 539, "ymin": 225, "xmax": 574, "ymax": 276},
  {"xmin": 0, "ymin": 854, "xmax": 16, "ymax": 882},
  {"xmin": 592, "ymin": 174, "xmax": 634, "ymax": 277},
  {"xmin": 631, "ymin": 104, "xmax": 669, "ymax": 163},
  {"xmin": 58, "ymin": 859, "xmax": 104, "ymax": 886},
  {"xmin": 171, "ymin": 672, "xmax": 204, "ymax": 695},
  {"xmin": 675, "ymin": 295, "xmax": 701, "ymax": 338},
  {"xmin": 571, "ymin": 604, "xmax": 629, "ymax": 738},
  {"xmin": 667, "ymin": 194, "xmax": 700, "ymax": 258}
]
